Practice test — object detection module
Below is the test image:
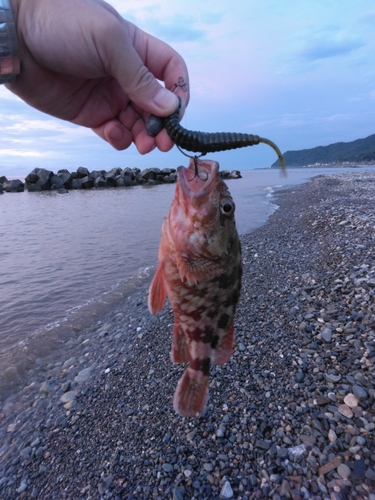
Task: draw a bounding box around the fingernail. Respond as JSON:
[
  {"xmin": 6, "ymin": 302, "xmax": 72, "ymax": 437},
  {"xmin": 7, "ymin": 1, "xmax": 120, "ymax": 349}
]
[{"xmin": 153, "ymin": 89, "xmax": 179, "ymax": 113}]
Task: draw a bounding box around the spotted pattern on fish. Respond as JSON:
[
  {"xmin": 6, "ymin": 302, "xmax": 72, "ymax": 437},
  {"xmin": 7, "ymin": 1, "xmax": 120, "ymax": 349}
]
[{"xmin": 148, "ymin": 159, "xmax": 242, "ymax": 417}]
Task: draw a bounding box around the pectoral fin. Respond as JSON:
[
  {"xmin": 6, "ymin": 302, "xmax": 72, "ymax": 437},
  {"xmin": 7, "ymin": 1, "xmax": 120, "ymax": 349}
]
[
  {"xmin": 148, "ymin": 264, "xmax": 167, "ymax": 314},
  {"xmin": 176, "ymin": 254, "xmax": 224, "ymax": 284}
]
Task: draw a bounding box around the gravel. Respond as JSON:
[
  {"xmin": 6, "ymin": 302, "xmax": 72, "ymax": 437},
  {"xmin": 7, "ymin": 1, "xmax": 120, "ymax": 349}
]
[{"xmin": 0, "ymin": 170, "xmax": 374, "ymax": 499}]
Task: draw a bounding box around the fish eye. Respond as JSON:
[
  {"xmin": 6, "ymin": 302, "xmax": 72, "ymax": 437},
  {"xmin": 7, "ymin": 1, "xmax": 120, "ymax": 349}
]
[{"xmin": 220, "ymin": 198, "xmax": 235, "ymax": 216}]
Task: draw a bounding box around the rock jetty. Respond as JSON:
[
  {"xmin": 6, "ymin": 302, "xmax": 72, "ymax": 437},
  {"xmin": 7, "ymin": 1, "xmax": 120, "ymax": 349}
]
[
  {"xmin": 25, "ymin": 166, "xmax": 177, "ymax": 192},
  {"xmin": 0, "ymin": 168, "xmax": 241, "ymax": 194}
]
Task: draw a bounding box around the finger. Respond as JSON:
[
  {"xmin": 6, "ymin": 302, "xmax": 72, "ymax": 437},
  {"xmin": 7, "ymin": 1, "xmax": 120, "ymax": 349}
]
[
  {"xmin": 154, "ymin": 129, "xmax": 175, "ymax": 152},
  {"xmin": 92, "ymin": 119, "xmax": 133, "ymax": 150},
  {"xmin": 134, "ymin": 128, "xmax": 175, "ymax": 154},
  {"xmin": 116, "ymin": 103, "xmax": 172, "ymax": 153},
  {"xmin": 132, "ymin": 119, "xmax": 157, "ymax": 154},
  {"xmin": 99, "ymin": 20, "xmax": 189, "ymax": 117},
  {"xmin": 116, "ymin": 103, "xmax": 156, "ymax": 153}
]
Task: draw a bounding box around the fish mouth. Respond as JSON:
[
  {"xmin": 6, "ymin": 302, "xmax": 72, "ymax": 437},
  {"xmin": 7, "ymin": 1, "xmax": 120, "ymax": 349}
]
[{"xmin": 177, "ymin": 159, "xmax": 219, "ymax": 199}]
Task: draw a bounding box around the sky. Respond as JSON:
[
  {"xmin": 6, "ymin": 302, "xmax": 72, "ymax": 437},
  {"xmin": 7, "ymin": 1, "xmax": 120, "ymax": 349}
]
[{"xmin": 1, "ymin": 0, "xmax": 375, "ymax": 176}]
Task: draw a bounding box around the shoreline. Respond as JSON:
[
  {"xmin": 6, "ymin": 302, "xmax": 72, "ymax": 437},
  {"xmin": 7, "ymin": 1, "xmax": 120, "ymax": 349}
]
[{"xmin": 0, "ymin": 170, "xmax": 374, "ymax": 499}]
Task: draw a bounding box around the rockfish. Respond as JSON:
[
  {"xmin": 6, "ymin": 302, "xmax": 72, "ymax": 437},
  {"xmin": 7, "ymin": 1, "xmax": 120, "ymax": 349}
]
[{"xmin": 148, "ymin": 158, "xmax": 242, "ymax": 417}]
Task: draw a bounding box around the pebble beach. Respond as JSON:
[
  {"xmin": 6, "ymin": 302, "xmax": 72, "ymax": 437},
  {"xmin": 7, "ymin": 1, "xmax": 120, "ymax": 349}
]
[{"xmin": 0, "ymin": 170, "xmax": 374, "ymax": 500}]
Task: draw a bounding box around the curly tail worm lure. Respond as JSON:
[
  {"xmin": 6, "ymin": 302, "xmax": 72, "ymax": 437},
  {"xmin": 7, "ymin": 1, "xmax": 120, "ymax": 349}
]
[{"xmin": 146, "ymin": 97, "xmax": 286, "ymax": 173}]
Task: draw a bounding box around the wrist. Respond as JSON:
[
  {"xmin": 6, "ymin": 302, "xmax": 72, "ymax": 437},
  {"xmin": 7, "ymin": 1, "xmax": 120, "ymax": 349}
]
[{"xmin": 0, "ymin": 0, "xmax": 20, "ymax": 84}]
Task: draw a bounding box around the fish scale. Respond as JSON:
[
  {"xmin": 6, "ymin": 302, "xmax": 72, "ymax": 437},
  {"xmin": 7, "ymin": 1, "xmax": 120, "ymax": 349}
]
[{"xmin": 148, "ymin": 158, "xmax": 242, "ymax": 417}]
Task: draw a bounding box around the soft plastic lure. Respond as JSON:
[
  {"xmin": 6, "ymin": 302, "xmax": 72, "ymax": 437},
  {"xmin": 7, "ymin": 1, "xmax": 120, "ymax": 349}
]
[{"xmin": 146, "ymin": 97, "xmax": 285, "ymax": 172}]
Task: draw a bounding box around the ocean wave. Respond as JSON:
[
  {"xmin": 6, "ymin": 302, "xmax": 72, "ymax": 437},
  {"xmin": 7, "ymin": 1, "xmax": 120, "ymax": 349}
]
[{"xmin": 0, "ymin": 266, "xmax": 154, "ymax": 400}]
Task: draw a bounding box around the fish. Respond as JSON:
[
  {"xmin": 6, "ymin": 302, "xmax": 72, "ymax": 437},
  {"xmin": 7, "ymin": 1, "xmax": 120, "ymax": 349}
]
[{"xmin": 148, "ymin": 158, "xmax": 242, "ymax": 417}]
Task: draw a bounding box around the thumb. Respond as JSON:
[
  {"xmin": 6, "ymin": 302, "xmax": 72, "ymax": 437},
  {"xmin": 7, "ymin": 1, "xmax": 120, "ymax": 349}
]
[
  {"xmin": 103, "ymin": 21, "xmax": 185, "ymax": 116},
  {"xmin": 124, "ymin": 61, "xmax": 179, "ymax": 117}
]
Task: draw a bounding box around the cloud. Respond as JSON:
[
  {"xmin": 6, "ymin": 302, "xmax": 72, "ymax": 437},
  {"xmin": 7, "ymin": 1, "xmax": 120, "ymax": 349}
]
[
  {"xmin": 0, "ymin": 109, "xmax": 96, "ymax": 171},
  {"xmin": 357, "ymin": 9, "xmax": 375, "ymax": 25},
  {"xmin": 115, "ymin": 0, "xmax": 212, "ymax": 43},
  {"xmin": 199, "ymin": 11, "xmax": 224, "ymax": 25},
  {"xmin": 0, "ymin": 149, "xmax": 54, "ymax": 158},
  {"xmin": 0, "ymin": 114, "xmax": 92, "ymax": 141},
  {"xmin": 146, "ymin": 17, "xmax": 207, "ymax": 43},
  {"xmin": 299, "ymin": 31, "xmax": 365, "ymax": 61}
]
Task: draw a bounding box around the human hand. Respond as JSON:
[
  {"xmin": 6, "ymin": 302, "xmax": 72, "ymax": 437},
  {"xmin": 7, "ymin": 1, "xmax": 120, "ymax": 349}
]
[{"xmin": 7, "ymin": 0, "xmax": 189, "ymax": 154}]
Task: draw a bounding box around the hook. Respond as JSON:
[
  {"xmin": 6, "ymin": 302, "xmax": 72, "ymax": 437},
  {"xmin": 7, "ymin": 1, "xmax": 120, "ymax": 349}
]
[{"xmin": 176, "ymin": 146, "xmax": 208, "ymax": 181}]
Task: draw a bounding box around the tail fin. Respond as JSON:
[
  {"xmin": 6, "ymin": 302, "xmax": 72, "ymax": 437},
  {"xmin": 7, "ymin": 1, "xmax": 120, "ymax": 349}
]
[{"xmin": 173, "ymin": 367, "xmax": 209, "ymax": 417}]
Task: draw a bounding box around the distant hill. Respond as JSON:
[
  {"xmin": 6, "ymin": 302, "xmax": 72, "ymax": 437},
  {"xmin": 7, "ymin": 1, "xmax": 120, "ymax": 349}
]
[{"xmin": 272, "ymin": 133, "xmax": 375, "ymax": 167}]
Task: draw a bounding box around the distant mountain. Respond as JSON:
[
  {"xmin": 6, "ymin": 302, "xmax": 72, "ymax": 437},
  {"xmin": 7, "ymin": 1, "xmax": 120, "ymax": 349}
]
[{"xmin": 272, "ymin": 133, "xmax": 375, "ymax": 167}]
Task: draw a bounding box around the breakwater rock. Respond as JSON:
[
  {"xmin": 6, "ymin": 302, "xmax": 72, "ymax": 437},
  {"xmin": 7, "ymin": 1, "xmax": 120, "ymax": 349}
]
[
  {"xmin": 24, "ymin": 167, "xmax": 178, "ymax": 192},
  {"xmin": 0, "ymin": 176, "xmax": 24, "ymax": 193},
  {"xmin": 0, "ymin": 167, "xmax": 241, "ymax": 194},
  {"xmin": 220, "ymin": 169, "xmax": 242, "ymax": 179}
]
